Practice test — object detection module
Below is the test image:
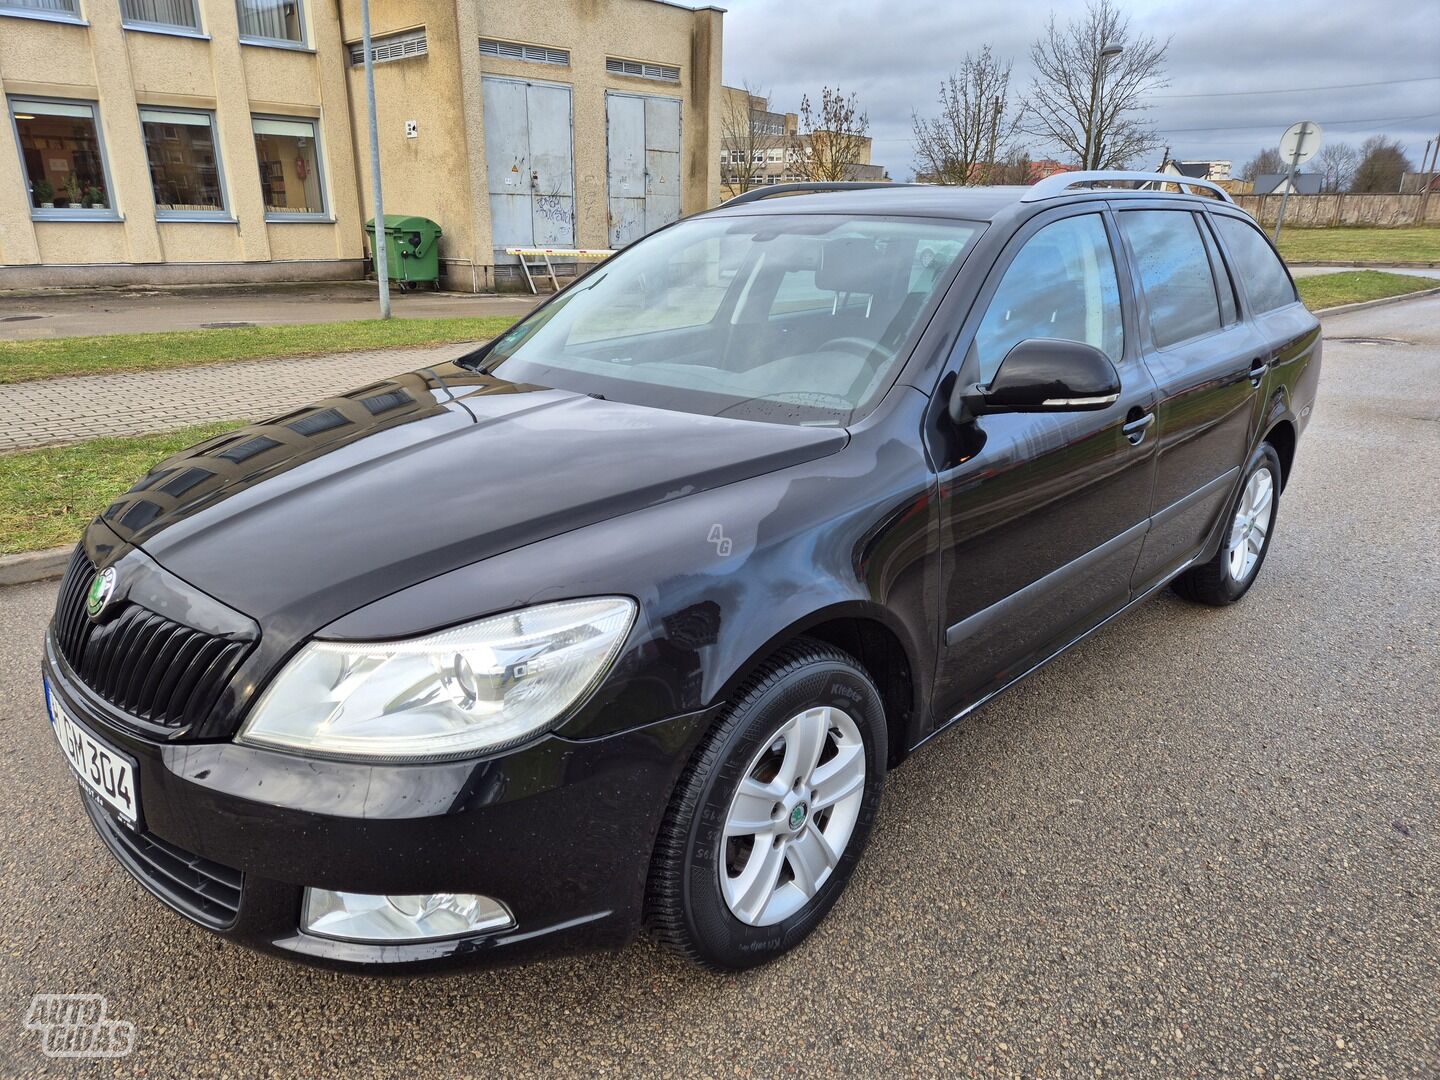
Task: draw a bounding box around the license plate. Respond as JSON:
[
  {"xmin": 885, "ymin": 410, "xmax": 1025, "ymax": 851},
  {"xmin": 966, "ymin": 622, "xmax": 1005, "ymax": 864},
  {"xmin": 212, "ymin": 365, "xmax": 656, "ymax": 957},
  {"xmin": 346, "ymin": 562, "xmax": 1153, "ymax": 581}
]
[{"xmin": 45, "ymin": 680, "xmax": 139, "ymax": 827}]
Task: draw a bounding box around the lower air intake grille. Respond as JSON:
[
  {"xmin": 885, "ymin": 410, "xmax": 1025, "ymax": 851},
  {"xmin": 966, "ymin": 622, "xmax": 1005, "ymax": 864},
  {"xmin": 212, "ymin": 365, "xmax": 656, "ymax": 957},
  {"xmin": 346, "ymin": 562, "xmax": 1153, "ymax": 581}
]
[{"xmin": 83, "ymin": 795, "xmax": 242, "ymax": 929}]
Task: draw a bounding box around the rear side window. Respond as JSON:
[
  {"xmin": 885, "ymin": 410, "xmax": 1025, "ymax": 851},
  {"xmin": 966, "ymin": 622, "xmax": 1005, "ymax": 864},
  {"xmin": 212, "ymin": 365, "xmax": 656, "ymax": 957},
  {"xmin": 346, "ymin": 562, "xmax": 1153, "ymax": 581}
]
[
  {"xmin": 1118, "ymin": 210, "xmax": 1221, "ymax": 349},
  {"xmin": 1213, "ymin": 215, "xmax": 1298, "ymax": 313},
  {"xmin": 970, "ymin": 214, "xmax": 1124, "ymax": 383}
]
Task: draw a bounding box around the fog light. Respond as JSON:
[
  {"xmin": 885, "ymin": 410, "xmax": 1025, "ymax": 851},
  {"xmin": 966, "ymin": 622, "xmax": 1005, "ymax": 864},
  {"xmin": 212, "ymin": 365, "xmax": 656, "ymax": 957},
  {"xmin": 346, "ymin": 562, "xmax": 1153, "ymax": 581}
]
[{"xmin": 301, "ymin": 889, "xmax": 514, "ymax": 943}]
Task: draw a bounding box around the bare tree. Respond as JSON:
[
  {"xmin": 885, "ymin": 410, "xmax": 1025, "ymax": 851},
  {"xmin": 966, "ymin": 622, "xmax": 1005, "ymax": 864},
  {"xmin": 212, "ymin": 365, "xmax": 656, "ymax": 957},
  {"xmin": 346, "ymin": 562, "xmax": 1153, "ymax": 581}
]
[
  {"xmin": 911, "ymin": 46, "xmax": 1023, "ymax": 185},
  {"xmin": 1023, "ymin": 0, "xmax": 1169, "ymax": 169},
  {"xmin": 1241, "ymin": 147, "xmax": 1284, "ymax": 183},
  {"xmin": 720, "ymin": 83, "xmax": 786, "ymax": 195},
  {"xmin": 1316, "ymin": 142, "xmax": 1359, "ymax": 193},
  {"xmin": 795, "ymin": 87, "xmax": 871, "ymax": 182},
  {"xmin": 1350, "ymin": 135, "xmax": 1412, "ymax": 193}
]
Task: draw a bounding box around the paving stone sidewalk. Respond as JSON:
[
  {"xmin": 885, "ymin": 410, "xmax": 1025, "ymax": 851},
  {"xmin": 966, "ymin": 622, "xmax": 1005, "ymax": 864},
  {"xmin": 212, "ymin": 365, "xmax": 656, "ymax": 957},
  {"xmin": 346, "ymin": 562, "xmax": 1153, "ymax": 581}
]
[{"xmin": 0, "ymin": 343, "xmax": 475, "ymax": 452}]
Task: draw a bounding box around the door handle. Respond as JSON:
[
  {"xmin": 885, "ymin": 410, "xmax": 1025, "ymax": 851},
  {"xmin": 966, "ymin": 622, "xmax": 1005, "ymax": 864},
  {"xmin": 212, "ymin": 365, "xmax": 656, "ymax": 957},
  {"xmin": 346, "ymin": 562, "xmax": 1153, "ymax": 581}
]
[
  {"xmin": 1122, "ymin": 409, "xmax": 1155, "ymax": 445},
  {"xmin": 1248, "ymin": 356, "xmax": 1268, "ymax": 388}
]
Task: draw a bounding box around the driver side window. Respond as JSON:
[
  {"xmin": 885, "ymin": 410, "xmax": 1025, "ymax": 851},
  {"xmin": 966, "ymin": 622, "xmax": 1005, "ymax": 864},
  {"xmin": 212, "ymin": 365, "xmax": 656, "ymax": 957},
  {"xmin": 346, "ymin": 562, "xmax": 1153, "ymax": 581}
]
[{"xmin": 971, "ymin": 214, "xmax": 1124, "ymax": 384}]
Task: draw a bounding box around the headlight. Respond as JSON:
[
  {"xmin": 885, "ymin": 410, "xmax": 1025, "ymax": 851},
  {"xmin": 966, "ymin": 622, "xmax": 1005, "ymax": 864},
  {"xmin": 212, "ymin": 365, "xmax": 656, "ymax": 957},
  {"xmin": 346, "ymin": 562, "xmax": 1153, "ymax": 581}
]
[{"xmin": 238, "ymin": 597, "xmax": 636, "ymax": 761}]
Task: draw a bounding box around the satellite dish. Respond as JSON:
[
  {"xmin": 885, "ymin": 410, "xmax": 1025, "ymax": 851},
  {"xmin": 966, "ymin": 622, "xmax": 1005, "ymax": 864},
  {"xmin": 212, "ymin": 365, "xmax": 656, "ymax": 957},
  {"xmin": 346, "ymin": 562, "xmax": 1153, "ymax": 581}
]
[{"xmin": 1279, "ymin": 121, "xmax": 1322, "ymax": 166}]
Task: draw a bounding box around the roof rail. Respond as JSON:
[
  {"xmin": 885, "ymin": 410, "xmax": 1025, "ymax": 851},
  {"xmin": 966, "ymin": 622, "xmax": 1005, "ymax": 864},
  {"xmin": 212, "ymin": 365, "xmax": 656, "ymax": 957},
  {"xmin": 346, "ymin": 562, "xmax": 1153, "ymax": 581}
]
[
  {"xmin": 1023, "ymin": 171, "xmax": 1234, "ymax": 204},
  {"xmin": 721, "ymin": 182, "xmax": 907, "ymax": 207}
]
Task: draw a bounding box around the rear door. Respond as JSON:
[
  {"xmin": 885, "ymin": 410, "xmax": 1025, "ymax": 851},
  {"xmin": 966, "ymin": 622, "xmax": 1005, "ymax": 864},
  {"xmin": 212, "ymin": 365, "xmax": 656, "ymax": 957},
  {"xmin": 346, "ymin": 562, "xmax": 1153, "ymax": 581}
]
[
  {"xmin": 1116, "ymin": 205, "xmax": 1265, "ymax": 591},
  {"xmin": 1208, "ymin": 211, "xmax": 1320, "ymax": 433},
  {"xmin": 929, "ymin": 208, "xmax": 1159, "ymax": 721}
]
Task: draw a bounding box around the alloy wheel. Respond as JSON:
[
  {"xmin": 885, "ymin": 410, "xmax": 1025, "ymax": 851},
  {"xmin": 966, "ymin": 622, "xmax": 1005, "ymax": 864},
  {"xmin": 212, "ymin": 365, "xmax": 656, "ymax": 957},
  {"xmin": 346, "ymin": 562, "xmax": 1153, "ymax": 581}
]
[
  {"xmin": 719, "ymin": 706, "xmax": 866, "ymax": 926},
  {"xmin": 1227, "ymin": 466, "xmax": 1275, "ymax": 582}
]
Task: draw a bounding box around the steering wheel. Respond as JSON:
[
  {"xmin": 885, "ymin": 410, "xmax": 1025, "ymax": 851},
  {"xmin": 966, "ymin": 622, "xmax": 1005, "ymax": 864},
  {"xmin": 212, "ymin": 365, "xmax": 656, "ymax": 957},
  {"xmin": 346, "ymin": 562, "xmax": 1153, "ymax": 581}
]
[{"xmin": 817, "ymin": 336, "xmax": 881, "ymax": 359}]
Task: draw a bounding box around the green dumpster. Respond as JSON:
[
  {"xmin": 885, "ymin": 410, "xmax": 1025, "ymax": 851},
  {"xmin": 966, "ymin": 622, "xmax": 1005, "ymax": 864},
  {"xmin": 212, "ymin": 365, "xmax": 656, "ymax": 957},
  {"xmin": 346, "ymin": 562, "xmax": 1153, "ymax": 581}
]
[{"xmin": 365, "ymin": 214, "xmax": 442, "ymax": 288}]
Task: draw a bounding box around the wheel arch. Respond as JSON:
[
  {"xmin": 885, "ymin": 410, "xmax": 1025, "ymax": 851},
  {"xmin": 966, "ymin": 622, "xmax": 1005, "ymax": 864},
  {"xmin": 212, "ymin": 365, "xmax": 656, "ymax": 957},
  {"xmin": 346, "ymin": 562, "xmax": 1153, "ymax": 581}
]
[
  {"xmin": 1264, "ymin": 418, "xmax": 1297, "ymax": 490},
  {"xmin": 710, "ymin": 602, "xmax": 925, "ymax": 769}
]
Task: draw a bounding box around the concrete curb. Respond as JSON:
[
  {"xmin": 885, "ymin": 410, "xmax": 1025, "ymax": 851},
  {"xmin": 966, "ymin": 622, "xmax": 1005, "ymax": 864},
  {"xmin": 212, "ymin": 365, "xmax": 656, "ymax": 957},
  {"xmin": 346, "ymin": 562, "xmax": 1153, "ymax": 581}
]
[
  {"xmin": 1314, "ymin": 285, "xmax": 1440, "ymax": 318},
  {"xmin": 0, "ymin": 546, "xmax": 70, "ymax": 586},
  {"xmin": 1290, "ymin": 260, "xmax": 1440, "ymax": 269}
]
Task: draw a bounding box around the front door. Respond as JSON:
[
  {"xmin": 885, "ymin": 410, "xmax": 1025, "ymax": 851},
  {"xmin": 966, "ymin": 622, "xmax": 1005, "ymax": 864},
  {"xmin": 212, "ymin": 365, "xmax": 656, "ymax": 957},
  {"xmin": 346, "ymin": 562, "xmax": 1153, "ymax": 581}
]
[
  {"xmin": 1115, "ymin": 206, "xmax": 1263, "ymax": 591},
  {"xmin": 482, "ymin": 77, "xmax": 575, "ymax": 265},
  {"xmin": 606, "ymin": 92, "xmax": 681, "ymax": 248},
  {"xmin": 929, "ymin": 209, "xmax": 1159, "ymax": 724}
]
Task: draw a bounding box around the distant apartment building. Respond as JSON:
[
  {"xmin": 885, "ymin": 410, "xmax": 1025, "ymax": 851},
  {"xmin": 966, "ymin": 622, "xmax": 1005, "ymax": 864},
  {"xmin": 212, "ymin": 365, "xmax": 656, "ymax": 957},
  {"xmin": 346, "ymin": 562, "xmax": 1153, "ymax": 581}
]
[
  {"xmin": 0, "ymin": 0, "xmax": 725, "ymax": 291},
  {"xmin": 718, "ymin": 86, "xmax": 887, "ymax": 200}
]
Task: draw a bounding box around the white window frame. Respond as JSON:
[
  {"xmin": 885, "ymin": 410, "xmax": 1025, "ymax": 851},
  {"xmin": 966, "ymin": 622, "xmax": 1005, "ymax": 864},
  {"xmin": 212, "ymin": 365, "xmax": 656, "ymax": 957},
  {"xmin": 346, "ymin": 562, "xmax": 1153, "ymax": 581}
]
[
  {"xmin": 0, "ymin": 0, "xmax": 85, "ymax": 26},
  {"xmin": 122, "ymin": 0, "xmax": 205, "ymax": 38},
  {"xmin": 251, "ymin": 113, "xmax": 330, "ymax": 222},
  {"xmin": 236, "ymin": 0, "xmax": 308, "ymax": 51},
  {"xmin": 140, "ymin": 106, "xmax": 231, "ymax": 222},
  {"xmin": 8, "ymin": 95, "xmax": 121, "ymax": 222}
]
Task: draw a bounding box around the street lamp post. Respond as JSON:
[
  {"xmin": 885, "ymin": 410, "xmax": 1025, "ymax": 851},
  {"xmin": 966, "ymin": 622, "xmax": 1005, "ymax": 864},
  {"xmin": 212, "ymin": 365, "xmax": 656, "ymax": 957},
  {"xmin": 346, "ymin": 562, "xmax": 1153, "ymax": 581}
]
[
  {"xmin": 360, "ymin": 0, "xmax": 390, "ymax": 320},
  {"xmin": 1087, "ymin": 43, "xmax": 1123, "ymax": 171}
]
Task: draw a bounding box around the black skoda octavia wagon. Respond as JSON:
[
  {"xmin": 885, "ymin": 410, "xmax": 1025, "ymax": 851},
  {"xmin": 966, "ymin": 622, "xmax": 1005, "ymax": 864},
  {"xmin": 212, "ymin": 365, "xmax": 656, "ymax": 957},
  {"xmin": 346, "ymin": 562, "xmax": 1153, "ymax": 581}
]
[{"xmin": 42, "ymin": 174, "xmax": 1320, "ymax": 972}]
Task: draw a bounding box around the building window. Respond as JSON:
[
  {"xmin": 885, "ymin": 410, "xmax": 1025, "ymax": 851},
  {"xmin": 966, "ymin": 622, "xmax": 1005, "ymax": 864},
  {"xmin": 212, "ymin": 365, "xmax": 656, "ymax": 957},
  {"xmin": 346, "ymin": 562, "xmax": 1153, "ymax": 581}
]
[
  {"xmin": 606, "ymin": 58, "xmax": 680, "ymax": 83},
  {"xmin": 252, "ymin": 116, "xmax": 326, "ymax": 218},
  {"xmin": 236, "ymin": 0, "xmax": 304, "ymax": 46},
  {"xmin": 479, "ymin": 38, "xmax": 568, "ymax": 65},
  {"xmin": 349, "ymin": 27, "xmax": 427, "ymax": 66},
  {"xmin": 141, "ymin": 108, "xmax": 227, "ymax": 220},
  {"xmin": 9, "ymin": 97, "xmax": 116, "ymax": 218},
  {"xmin": 122, "ymin": 0, "xmax": 201, "ymax": 33},
  {"xmin": 0, "ymin": 0, "xmax": 82, "ymax": 23}
]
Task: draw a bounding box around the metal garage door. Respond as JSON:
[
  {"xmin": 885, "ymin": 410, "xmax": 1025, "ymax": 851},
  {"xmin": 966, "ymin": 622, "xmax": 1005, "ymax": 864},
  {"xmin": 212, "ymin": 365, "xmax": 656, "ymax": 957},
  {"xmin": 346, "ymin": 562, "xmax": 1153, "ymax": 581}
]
[
  {"xmin": 606, "ymin": 92, "xmax": 681, "ymax": 248},
  {"xmin": 482, "ymin": 77, "xmax": 575, "ymax": 262}
]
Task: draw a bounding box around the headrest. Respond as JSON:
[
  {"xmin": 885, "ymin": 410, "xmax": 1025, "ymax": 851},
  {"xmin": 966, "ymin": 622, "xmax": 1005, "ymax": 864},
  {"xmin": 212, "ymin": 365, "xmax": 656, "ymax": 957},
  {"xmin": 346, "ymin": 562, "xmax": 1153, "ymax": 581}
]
[{"xmin": 817, "ymin": 237, "xmax": 893, "ymax": 294}]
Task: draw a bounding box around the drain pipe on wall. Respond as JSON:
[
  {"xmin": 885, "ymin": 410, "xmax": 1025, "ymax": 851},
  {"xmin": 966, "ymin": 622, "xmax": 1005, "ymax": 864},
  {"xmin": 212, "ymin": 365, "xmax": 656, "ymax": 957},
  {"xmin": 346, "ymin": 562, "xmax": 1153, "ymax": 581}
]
[{"xmin": 360, "ymin": 0, "xmax": 391, "ymax": 319}]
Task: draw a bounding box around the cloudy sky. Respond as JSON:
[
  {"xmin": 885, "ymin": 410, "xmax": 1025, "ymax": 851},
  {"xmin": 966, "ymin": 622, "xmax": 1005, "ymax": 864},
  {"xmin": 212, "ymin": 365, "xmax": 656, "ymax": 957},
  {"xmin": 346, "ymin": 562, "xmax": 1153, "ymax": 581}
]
[{"xmin": 716, "ymin": 0, "xmax": 1440, "ymax": 179}]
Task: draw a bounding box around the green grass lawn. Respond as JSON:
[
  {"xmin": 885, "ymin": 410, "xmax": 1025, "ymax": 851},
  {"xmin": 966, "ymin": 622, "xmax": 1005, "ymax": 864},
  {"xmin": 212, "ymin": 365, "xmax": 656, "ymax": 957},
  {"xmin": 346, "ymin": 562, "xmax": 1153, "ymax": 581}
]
[
  {"xmin": 0, "ymin": 422, "xmax": 245, "ymax": 555},
  {"xmin": 1295, "ymin": 270, "xmax": 1438, "ymax": 311},
  {"xmin": 0, "ymin": 316, "xmax": 518, "ymax": 385},
  {"xmin": 1276, "ymin": 227, "xmax": 1440, "ymax": 266}
]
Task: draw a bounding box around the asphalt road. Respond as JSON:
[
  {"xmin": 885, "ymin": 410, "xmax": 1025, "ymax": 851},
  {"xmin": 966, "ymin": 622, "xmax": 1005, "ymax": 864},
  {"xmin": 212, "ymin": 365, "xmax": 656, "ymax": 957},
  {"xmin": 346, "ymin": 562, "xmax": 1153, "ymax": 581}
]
[{"xmin": 2, "ymin": 297, "xmax": 1437, "ymax": 1079}]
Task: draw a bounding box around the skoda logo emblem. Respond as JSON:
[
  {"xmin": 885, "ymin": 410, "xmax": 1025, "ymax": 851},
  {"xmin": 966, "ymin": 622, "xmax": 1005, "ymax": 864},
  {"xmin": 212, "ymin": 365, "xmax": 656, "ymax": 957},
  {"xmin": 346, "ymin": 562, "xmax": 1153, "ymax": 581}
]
[
  {"xmin": 85, "ymin": 567, "xmax": 117, "ymax": 619},
  {"xmin": 788, "ymin": 802, "xmax": 808, "ymax": 832}
]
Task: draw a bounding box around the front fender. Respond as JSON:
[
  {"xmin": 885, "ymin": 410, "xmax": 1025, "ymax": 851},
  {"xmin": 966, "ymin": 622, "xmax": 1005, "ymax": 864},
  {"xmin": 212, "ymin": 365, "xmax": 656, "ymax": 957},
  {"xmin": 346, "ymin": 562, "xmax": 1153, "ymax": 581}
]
[{"xmin": 321, "ymin": 393, "xmax": 939, "ymax": 742}]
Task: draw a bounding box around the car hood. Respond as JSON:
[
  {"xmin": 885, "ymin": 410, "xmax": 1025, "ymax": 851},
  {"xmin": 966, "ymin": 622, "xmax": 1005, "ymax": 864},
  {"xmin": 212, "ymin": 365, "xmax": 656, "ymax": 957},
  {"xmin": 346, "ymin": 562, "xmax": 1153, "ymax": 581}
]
[{"xmin": 98, "ymin": 364, "xmax": 846, "ymax": 632}]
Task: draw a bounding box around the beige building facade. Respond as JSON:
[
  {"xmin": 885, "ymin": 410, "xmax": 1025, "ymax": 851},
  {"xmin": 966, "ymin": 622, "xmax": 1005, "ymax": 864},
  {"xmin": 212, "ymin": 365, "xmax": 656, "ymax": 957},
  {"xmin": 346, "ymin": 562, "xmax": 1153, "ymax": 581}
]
[{"xmin": 0, "ymin": 0, "xmax": 724, "ymax": 291}]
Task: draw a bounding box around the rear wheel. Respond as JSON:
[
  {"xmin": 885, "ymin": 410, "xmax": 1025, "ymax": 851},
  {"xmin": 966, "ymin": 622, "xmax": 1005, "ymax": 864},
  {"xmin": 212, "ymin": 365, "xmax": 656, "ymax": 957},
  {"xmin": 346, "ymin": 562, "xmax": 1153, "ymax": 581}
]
[
  {"xmin": 1172, "ymin": 442, "xmax": 1282, "ymax": 606},
  {"xmin": 645, "ymin": 639, "xmax": 887, "ymax": 970}
]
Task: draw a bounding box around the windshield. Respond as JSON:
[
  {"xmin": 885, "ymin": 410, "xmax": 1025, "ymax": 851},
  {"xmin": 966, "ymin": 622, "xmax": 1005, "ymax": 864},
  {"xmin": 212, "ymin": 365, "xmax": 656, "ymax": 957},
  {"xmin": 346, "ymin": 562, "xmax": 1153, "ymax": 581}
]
[{"xmin": 470, "ymin": 213, "xmax": 981, "ymax": 426}]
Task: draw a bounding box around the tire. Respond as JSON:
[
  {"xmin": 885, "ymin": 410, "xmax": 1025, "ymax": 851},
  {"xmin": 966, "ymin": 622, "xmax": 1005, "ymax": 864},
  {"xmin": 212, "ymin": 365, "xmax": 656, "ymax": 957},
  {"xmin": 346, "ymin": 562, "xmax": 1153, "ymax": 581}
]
[
  {"xmin": 645, "ymin": 638, "xmax": 888, "ymax": 970},
  {"xmin": 1172, "ymin": 442, "xmax": 1283, "ymax": 607}
]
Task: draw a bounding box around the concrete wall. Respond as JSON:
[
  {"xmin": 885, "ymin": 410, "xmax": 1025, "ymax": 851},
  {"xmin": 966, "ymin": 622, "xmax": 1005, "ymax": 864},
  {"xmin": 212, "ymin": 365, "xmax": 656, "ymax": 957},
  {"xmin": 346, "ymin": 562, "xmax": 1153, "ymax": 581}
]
[
  {"xmin": 1233, "ymin": 193, "xmax": 1440, "ymax": 228},
  {"xmin": 453, "ymin": 0, "xmax": 723, "ymax": 289},
  {"xmin": 0, "ymin": 0, "xmax": 363, "ymax": 288},
  {"xmin": 1, "ymin": 0, "xmax": 724, "ymax": 292}
]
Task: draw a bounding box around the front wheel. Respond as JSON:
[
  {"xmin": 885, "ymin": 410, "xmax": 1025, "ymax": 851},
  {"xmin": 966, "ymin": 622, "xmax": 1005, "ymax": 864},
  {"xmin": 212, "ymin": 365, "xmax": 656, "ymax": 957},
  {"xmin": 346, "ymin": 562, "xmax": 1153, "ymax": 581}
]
[
  {"xmin": 1172, "ymin": 442, "xmax": 1283, "ymax": 606},
  {"xmin": 645, "ymin": 640, "xmax": 887, "ymax": 970}
]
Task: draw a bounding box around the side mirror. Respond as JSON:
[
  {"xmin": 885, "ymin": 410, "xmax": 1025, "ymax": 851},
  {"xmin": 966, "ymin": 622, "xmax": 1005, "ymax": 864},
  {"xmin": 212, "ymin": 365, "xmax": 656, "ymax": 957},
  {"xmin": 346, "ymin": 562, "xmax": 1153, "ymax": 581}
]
[{"xmin": 949, "ymin": 339, "xmax": 1121, "ymax": 423}]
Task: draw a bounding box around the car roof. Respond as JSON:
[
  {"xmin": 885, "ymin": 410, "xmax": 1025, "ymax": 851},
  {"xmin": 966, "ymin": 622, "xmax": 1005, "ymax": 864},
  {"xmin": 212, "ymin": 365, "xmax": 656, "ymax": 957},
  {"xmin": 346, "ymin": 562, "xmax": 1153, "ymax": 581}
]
[
  {"xmin": 706, "ymin": 174, "xmax": 1237, "ymax": 223},
  {"xmin": 707, "ymin": 185, "xmax": 1034, "ymax": 222}
]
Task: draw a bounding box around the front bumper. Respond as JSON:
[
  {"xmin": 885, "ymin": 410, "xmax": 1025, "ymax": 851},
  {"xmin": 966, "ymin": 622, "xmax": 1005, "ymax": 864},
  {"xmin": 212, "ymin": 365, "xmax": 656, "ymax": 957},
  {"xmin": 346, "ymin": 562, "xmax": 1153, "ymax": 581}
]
[{"xmin": 42, "ymin": 635, "xmax": 711, "ymax": 972}]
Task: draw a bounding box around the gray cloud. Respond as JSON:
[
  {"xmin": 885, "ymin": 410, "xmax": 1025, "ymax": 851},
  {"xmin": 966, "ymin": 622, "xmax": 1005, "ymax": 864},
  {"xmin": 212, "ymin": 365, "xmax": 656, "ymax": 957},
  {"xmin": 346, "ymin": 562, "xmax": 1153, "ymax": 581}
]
[{"xmin": 718, "ymin": 0, "xmax": 1440, "ymax": 178}]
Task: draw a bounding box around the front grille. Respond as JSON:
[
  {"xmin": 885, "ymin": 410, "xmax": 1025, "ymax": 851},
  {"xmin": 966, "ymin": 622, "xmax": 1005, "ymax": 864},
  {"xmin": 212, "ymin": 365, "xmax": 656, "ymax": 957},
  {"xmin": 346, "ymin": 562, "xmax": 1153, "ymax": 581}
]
[
  {"xmin": 82, "ymin": 795, "xmax": 243, "ymax": 929},
  {"xmin": 53, "ymin": 548, "xmax": 252, "ymax": 729}
]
